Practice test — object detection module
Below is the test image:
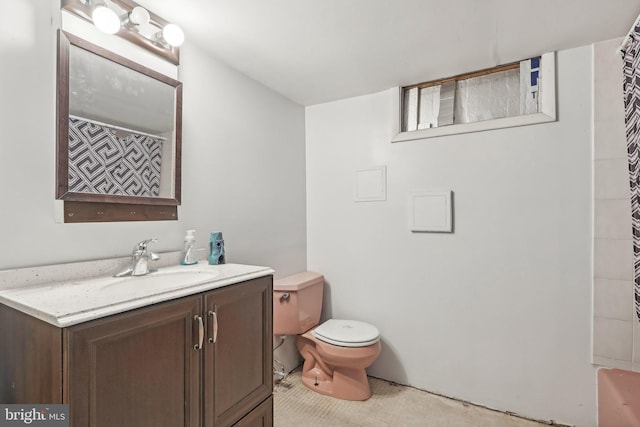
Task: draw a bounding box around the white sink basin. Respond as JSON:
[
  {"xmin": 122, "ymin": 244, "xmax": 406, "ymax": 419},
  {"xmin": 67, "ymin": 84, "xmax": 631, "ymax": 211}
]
[{"xmin": 102, "ymin": 269, "xmax": 219, "ymax": 292}]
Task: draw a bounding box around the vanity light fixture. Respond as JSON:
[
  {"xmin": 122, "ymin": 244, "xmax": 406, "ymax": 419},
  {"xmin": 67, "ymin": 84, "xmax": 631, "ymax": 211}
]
[
  {"xmin": 91, "ymin": 2, "xmax": 120, "ymax": 34},
  {"xmin": 160, "ymin": 24, "xmax": 185, "ymax": 47},
  {"xmin": 128, "ymin": 6, "xmax": 150, "ymax": 26},
  {"xmin": 62, "ymin": 0, "xmax": 183, "ymax": 64},
  {"xmin": 89, "ymin": 2, "xmax": 185, "ymax": 47}
]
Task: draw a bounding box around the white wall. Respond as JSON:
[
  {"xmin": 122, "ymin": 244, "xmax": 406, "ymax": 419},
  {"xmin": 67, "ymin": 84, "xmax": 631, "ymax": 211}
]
[
  {"xmin": 0, "ymin": 0, "xmax": 307, "ymax": 278},
  {"xmin": 592, "ymin": 37, "xmax": 639, "ymax": 371},
  {"xmin": 306, "ymin": 46, "xmax": 596, "ymax": 426}
]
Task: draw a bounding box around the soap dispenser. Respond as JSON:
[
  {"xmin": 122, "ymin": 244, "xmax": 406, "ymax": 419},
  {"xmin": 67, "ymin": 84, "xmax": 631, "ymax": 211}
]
[{"xmin": 180, "ymin": 230, "xmax": 198, "ymax": 265}]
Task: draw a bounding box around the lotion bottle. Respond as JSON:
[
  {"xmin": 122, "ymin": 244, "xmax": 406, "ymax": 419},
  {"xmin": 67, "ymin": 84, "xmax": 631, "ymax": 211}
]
[{"xmin": 181, "ymin": 230, "xmax": 198, "ymax": 265}]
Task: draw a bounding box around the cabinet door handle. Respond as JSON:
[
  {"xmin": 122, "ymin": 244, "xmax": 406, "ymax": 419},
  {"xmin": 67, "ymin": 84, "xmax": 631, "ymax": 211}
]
[
  {"xmin": 194, "ymin": 315, "xmax": 204, "ymax": 350},
  {"xmin": 208, "ymin": 310, "xmax": 218, "ymax": 344}
]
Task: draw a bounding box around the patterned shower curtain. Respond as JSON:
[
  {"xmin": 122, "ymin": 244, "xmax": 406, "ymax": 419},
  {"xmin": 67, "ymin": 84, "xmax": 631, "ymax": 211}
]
[
  {"xmin": 621, "ymin": 18, "xmax": 640, "ymax": 322},
  {"xmin": 68, "ymin": 117, "xmax": 163, "ymax": 197}
]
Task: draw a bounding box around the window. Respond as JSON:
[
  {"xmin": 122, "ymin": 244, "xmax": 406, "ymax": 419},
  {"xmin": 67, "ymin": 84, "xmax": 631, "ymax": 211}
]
[{"xmin": 392, "ymin": 52, "xmax": 555, "ymax": 142}]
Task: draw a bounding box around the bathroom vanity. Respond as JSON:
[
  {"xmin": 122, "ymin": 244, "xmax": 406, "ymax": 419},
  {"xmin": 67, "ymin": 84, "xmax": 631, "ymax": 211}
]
[{"xmin": 0, "ymin": 263, "xmax": 273, "ymax": 427}]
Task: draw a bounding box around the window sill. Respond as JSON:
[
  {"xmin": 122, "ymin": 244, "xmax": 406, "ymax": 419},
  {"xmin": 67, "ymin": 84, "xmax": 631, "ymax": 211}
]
[{"xmin": 391, "ymin": 111, "xmax": 556, "ymax": 143}]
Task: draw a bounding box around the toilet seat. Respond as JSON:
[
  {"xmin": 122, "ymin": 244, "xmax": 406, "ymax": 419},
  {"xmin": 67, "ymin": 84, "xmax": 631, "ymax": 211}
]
[{"xmin": 311, "ymin": 319, "xmax": 380, "ymax": 347}]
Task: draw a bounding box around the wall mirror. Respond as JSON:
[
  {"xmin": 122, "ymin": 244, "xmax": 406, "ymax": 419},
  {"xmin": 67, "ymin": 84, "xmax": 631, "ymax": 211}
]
[{"xmin": 56, "ymin": 30, "xmax": 182, "ymax": 222}]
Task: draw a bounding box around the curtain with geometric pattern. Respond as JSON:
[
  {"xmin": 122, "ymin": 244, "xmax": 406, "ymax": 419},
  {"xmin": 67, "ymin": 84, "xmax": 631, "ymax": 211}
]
[
  {"xmin": 621, "ymin": 19, "xmax": 640, "ymax": 322},
  {"xmin": 68, "ymin": 117, "xmax": 163, "ymax": 197}
]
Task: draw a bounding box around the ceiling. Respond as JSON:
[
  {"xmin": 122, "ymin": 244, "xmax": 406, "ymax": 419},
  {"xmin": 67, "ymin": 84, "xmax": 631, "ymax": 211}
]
[{"xmin": 135, "ymin": 0, "xmax": 640, "ymax": 106}]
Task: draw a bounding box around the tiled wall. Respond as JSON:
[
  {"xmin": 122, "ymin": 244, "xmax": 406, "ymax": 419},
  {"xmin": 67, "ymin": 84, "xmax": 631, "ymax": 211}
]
[{"xmin": 592, "ymin": 38, "xmax": 639, "ymax": 371}]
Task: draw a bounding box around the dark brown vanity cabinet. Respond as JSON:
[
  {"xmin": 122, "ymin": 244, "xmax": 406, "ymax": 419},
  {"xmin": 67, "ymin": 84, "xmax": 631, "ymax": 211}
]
[{"xmin": 0, "ymin": 276, "xmax": 273, "ymax": 427}]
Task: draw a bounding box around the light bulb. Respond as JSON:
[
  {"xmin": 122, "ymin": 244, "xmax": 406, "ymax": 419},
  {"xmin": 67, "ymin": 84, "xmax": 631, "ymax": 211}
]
[
  {"xmin": 129, "ymin": 6, "xmax": 150, "ymax": 25},
  {"xmin": 162, "ymin": 24, "xmax": 184, "ymax": 47},
  {"xmin": 92, "ymin": 4, "xmax": 120, "ymax": 34}
]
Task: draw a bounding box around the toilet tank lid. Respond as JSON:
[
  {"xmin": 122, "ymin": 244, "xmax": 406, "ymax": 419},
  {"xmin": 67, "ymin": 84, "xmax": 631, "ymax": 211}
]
[{"xmin": 274, "ymin": 271, "xmax": 324, "ymax": 291}]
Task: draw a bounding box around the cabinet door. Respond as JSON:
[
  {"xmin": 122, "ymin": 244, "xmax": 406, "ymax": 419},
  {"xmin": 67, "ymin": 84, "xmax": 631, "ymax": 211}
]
[
  {"xmin": 204, "ymin": 276, "xmax": 273, "ymax": 427},
  {"xmin": 233, "ymin": 396, "xmax": 273, "ymax": 427},
  {"xmin": 65, "ymin": 296, "xmax": 202, "ymax": 427}
]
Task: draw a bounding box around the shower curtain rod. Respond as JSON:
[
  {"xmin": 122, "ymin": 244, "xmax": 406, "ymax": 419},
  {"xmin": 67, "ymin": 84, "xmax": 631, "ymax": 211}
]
[
  {"xmin": 620, "ymin": 13, "xmax": 640, "ymax": 53},
  {"xmin": 69, "ymin": 114, "xmax": 167, "ymax": 141}
]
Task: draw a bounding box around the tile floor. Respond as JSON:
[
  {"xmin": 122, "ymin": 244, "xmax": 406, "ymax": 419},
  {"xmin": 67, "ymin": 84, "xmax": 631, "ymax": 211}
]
[{"xmin": 273, "ymin": 370, "xmax": 552, "ymax": 427}]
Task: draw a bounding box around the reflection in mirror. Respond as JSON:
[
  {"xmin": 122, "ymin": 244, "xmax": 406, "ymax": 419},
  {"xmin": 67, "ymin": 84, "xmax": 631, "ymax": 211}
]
[
  {"xmin": 68, "ymin": 44, "xmax": 176, "ymax": 198},
  {"xmin": 57, "ymin": 31, "xmax": 182, "ymax": 221}
]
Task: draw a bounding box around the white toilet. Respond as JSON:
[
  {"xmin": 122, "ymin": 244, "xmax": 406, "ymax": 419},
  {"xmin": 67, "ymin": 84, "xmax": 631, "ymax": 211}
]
[{"xmin": 273, "ymin": 271, "xmax": 381, "ymax": 401}]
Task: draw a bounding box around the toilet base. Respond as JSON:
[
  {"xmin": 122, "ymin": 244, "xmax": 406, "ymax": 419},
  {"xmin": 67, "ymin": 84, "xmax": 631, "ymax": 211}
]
[
  {"xmin": 300, "ymin": 366, "xmax": 372, "ymax": 401},
  {"xmin": 296, "ymin": 328, "xmax": 381, "ymax": 401}
]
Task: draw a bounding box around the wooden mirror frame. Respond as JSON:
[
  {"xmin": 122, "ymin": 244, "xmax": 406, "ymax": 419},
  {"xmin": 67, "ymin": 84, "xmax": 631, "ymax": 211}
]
[{"xmin": 56, "ymin": 31, "xmax": 182, "ymax": 222}]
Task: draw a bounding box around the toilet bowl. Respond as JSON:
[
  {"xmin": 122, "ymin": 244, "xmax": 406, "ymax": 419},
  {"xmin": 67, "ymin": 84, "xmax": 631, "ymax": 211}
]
[
  {"xmin": 297, "ymin": 319, "xmax": 381, "ymax": 400},
  {"xmin": 273, "ymin": 272, "xmax": 381, "ymax": 401}
]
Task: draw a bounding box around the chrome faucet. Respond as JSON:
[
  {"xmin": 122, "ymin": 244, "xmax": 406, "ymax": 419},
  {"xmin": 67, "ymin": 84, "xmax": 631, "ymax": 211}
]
[{"xmin": 114, "ymin": 239, "xmax": 160, "ymax": 277}]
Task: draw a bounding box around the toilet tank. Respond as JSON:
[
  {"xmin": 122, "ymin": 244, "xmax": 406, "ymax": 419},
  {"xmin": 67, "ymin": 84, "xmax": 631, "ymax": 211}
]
[{"xmin": 273, "ymin": 272, "xmax": 324, "ymax": 335}]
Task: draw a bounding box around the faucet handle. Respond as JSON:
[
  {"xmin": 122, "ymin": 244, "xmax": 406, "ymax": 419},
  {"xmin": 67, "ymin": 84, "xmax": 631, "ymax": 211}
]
[{"xmin": 134, "ymin": 238, "xmax": 158, "ymax": 252}]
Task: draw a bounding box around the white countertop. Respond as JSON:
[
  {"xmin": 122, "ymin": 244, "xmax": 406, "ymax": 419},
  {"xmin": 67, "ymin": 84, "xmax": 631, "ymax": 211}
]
[{"xmin": 0, "ymin": 262, "xmax": 274, "ymax": 327}]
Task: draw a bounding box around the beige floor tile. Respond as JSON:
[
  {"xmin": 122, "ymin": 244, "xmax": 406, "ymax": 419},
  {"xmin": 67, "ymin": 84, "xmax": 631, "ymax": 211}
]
[{"xmin": 274, "ymin": 370, "xmax": 551, "ymax": 427}]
